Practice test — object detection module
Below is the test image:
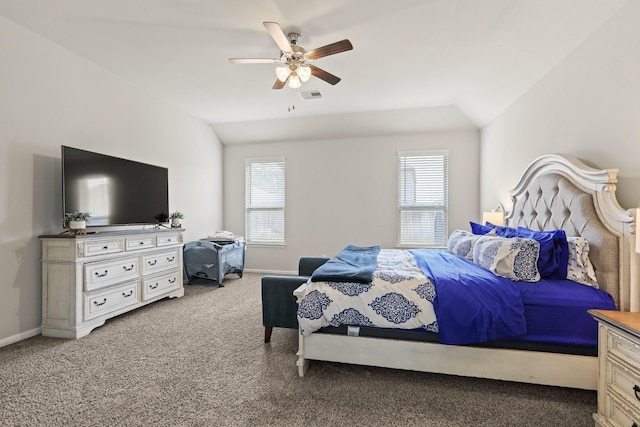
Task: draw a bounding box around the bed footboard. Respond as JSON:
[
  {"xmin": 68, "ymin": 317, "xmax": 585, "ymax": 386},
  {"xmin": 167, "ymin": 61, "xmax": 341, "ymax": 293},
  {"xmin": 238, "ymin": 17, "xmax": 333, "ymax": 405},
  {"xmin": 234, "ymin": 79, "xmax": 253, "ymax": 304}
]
[{"xmin": 297, "ymin": 332, "xmax": 598, "ymax": 389}]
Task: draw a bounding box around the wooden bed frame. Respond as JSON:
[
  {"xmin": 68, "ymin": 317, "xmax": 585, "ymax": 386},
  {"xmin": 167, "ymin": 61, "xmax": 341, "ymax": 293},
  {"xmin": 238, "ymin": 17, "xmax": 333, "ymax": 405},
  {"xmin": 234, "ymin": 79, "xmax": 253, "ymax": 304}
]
[{"xmin": 294, "ymin": 153, "xmax": 639, "ymax": 390}]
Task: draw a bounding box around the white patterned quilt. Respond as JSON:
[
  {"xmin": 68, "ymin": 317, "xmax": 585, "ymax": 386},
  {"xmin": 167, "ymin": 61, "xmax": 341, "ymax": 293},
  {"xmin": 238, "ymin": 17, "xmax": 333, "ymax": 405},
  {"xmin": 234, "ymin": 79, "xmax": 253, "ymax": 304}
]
[{"xmin": 296, "ymin": 249, "xmax": 439, "ymax": 336}]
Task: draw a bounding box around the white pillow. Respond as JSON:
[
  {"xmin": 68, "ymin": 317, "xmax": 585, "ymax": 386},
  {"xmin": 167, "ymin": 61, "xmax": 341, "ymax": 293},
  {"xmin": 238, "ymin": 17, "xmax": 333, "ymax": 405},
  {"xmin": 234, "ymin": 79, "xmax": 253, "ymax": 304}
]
[
  {"xmin": 566, "ymin": 236, "xmax": 598, "ymax": 288},
  {"xmin": 447, "ymin": 230, "xmax": 481, "ymax": 259},
  {"xmin": 473, "ymin": 235, "xmax": 541, "ymax": 282}
]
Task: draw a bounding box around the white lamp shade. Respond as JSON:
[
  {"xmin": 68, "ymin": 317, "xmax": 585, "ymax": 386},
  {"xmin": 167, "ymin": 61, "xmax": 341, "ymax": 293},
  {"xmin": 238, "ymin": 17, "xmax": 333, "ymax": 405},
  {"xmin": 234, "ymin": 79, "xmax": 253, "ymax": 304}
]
[
  {"xmin": 482, "ymin": 211, "xmax": 504, "ymax": 226},
  {"xmin": 276, "ymin": 66, "xmax": 291, "ymax": 82},
  {"xmin": 288, "ymin": 74, "xmax": 301, "ymax": 88},
  {"xmin": 298, "ymin": 65, "xmax": 311, "ymax": 82}
]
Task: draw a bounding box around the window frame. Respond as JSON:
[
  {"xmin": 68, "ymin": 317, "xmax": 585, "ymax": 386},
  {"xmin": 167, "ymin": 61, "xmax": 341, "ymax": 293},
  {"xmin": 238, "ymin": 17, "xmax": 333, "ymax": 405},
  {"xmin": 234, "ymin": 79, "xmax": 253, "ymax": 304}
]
[
  {"xmin": 244, "ymin": 157, "xmax": 286, "ymax": 246},
  {"xmin": 397, "ymin": 150, "xmax": 449, "ymax": 248}
]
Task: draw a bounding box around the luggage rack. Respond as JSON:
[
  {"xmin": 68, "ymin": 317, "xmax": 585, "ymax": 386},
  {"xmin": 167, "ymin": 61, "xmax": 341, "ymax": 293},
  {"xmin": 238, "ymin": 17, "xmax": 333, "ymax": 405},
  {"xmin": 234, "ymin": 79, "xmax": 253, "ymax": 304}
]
[{"xmin": 183, "ymin": 238, "xmax": 245, "ymax": 286}]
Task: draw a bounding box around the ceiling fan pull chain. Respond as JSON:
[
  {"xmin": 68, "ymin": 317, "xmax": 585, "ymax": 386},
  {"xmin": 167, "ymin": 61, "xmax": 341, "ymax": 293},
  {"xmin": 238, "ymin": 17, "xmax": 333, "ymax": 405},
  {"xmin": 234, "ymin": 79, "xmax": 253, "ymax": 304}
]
[{"xmin": 287, "ymin": 88, "xmax": 296, "ymax": 112}]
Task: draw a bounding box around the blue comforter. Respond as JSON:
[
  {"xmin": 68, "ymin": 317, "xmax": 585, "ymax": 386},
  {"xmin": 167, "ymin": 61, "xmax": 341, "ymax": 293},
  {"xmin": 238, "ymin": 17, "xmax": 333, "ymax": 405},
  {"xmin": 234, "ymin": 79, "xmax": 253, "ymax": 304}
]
[
  {"xmin": 410, "ymin": 249, "xmax": 527, "ymax": 345},
  {"xmin": 311, "ymin": 245, "xmax": 381, "ymax": 284}
]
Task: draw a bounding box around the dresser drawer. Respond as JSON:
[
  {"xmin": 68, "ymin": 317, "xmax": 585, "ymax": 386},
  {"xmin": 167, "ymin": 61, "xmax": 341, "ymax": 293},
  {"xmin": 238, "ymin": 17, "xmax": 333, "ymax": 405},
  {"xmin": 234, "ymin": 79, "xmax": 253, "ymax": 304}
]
[
  {"xmin": 142, "ymin": 270, "xmax": 181, "ymax": 301},
  {"xmin": 607, "ymin": 358, "xmax": 640, "ymax": 410},
  {"xmin": 157, "ymin": 233, "xmax": 181, "ymax": 246},
  {"xmin": 142, "ymin": 249, "xmax": 180, "ymax": 274},
  {"xmin": 608, "ymin": 328, "xmax": 640, "ymax": 371},
  {"xmin": 125, "ymin": 236, "xmax": 155, "ymax": 251},
  {"xmin": 605, "ymin": 392, "xmax": 640, "ymax": 427},
  {"xmin": 81, "ymin": 239, "xmax": 124, "ymax": 257},
  {"xmin": 84, "ymin": 281, "xmax": 140, "ymax": 321},
  {"xmin": 84, "ymin": 256, "xmax": 140, "ymax": 291}
]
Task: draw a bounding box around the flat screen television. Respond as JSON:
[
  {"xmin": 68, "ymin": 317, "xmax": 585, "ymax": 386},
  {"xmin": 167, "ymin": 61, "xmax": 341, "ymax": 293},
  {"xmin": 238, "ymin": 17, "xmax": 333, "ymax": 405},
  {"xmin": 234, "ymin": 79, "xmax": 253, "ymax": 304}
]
[{"xmin": 62, "ymin": 146, "xmax": 169, "ymax": 227}]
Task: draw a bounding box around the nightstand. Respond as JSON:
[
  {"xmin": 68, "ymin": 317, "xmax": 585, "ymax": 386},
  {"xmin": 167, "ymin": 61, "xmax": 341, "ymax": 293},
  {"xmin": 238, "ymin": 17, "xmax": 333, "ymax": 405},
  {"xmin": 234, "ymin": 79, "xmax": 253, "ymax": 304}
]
[{"xmin": 590, "ymin": 310, "xmax": 640, "ymax": 427}]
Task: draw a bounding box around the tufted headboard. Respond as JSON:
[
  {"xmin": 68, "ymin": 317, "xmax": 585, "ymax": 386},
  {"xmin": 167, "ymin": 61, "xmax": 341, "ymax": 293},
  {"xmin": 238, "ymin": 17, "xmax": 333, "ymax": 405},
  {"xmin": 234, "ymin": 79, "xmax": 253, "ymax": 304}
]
[{"xmin": 504, "ymin": 154, "xmax": 637, "ymax": 310}]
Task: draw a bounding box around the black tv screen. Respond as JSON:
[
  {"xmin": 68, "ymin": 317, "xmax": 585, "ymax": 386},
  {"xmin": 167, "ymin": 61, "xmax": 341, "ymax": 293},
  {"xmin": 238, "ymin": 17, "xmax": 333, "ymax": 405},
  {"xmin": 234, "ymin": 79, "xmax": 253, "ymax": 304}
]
[{"xmin": 62, "ymin": 146, "xmax": 169, "ymax": 227}]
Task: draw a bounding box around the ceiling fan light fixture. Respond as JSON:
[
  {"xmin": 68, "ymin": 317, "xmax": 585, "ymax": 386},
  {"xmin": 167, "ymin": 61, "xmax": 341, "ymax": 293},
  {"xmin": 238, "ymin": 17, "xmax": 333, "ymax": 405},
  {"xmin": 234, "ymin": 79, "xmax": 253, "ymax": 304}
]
[
  {"xmin": 288, "ymin": 74, "xmax": 302, "ymax": 88},
  {"xmin": 276, "ymin": 66, "xmax": 292, "ymax": 82},
  {"xmin": 298, "ymin": 65, "xmax": 311, "ymax": 82}
]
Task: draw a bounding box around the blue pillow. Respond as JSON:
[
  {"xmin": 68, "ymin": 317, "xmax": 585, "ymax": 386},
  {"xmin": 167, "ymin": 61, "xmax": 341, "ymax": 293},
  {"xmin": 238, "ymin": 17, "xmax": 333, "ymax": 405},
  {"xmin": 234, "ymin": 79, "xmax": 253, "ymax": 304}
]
[
  {"xmin": 515, "ymin": 227, "xmax": 568, "ymax": 279},
  {"xmin": 469, "ymin": 222, "xmax": 518, "ymax": 237},
  {"xmin": 470, "ymin": 221, "xmax": 491, "ymax": 235},
  {"xmin": 469, "ymin": 222, "xmax": 569, "ymax": 279}
]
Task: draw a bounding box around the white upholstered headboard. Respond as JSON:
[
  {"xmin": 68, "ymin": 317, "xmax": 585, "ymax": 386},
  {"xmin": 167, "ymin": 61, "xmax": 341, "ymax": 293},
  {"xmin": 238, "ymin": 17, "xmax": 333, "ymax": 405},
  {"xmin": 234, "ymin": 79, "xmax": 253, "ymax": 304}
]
[{"xmin": 504, "ymin": 154, "xmax": 638, "ymax": 311}]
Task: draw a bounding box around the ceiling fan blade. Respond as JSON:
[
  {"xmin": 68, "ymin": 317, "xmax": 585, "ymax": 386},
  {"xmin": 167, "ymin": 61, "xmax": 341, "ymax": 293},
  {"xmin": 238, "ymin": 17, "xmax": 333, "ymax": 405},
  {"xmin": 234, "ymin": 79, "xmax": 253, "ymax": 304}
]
[
  {"xmin": 272, "ymin": 78, "xmax": 287, "ymax": 90},
  {"xmin": 263, "ymin": 21, "xmax": 292, "ymax": 53},
  {"xmin": 306, "ymin": 39, "xmax": 353, "ymax": 60},
  {"xmin": 309, "ymin": 65, "xmax": 341, "ymax": 85},
  {"xmin": 229, "ymin": 58, "xmax": 280, "ymax": 64}
]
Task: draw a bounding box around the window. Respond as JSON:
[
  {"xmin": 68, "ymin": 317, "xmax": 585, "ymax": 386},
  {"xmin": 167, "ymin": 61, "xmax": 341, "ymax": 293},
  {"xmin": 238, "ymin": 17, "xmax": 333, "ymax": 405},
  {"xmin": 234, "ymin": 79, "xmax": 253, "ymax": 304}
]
[
  {"xmin": 397, "ymin": 151, "xmax": 448, "ymax": 247},
  {"xmin": 245, "ymin": 158, "xmax": 285, "ymax": 244}
]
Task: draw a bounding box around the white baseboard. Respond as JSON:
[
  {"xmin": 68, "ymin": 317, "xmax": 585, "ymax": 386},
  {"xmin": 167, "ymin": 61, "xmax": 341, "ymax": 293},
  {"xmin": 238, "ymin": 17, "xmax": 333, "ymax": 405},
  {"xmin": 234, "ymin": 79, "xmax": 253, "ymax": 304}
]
[
  {"xmin": 243, "ymin": 268, "xmax": 298, "ymax": 276},
  {"xmin": 0, "ymin": 327, "xmax": 42, "ymax": 348}
]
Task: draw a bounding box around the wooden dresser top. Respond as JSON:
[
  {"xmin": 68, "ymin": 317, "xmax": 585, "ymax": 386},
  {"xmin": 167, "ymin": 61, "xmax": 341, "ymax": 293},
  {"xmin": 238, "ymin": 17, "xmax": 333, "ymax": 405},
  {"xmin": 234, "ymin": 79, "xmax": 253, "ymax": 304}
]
[{"xmin": 590, "ymin": 309, "xmax": 640, "ymax": 338}]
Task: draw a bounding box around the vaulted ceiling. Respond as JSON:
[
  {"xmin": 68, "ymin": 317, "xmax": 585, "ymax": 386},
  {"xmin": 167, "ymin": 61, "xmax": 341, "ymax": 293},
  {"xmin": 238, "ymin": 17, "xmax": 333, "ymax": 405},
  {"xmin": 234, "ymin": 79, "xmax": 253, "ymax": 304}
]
[{"xmin": 0, "ymin": 0, "xmax": 628, "ymax": 143}]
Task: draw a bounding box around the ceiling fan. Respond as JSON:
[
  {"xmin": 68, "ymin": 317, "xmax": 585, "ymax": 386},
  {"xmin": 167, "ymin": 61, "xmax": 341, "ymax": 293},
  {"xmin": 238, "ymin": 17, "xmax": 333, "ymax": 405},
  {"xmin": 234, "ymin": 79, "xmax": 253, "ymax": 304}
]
[{"xmin": 229, "ymin": 22, "xmax": 353, "ymax": 90}]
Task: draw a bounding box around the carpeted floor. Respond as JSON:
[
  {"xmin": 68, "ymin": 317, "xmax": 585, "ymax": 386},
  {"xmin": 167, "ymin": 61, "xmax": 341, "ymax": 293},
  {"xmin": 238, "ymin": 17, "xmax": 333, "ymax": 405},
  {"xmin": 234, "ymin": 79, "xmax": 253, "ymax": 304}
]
[{"xmin": 0, "ymin": 273, "xmax": 597, "ymax": 426}]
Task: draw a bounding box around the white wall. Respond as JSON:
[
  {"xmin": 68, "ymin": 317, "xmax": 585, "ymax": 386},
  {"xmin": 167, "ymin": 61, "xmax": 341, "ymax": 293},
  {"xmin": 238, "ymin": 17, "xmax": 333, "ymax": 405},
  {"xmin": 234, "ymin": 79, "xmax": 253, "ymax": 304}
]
[
  {"xmin": 0, "ymin": 17, "xmax": 223, "ymax": 345},
  {"xmin": 224, "ymin": 131, "xmax": 480, "ymax": 273},
  {"xmin": 481, "ymin": 1, "xmax": 640, "ymax": 212}
]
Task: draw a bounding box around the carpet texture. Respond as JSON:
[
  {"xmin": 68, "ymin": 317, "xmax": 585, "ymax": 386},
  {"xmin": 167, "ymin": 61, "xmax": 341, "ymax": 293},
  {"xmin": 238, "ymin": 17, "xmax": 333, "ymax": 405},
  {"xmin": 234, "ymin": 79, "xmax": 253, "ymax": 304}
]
[{"xmin": 0, "ymin": 273, "xmax": 596, "ymax": 426}]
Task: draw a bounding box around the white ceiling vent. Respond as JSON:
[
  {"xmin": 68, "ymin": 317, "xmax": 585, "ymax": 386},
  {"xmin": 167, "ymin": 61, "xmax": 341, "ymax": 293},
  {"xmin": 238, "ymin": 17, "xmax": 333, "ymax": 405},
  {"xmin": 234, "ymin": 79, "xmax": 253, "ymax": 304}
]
[{"xmin": 299, "ymin": 90, "xmax": 324, "ymax": 100}]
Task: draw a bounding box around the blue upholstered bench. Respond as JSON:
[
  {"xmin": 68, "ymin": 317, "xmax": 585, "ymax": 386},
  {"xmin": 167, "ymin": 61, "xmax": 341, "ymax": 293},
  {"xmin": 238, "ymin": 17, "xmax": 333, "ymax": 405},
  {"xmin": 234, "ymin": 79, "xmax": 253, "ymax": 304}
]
[{"xmin": 261, "ymin": 257, "xmax": 329, "ymax": 343}]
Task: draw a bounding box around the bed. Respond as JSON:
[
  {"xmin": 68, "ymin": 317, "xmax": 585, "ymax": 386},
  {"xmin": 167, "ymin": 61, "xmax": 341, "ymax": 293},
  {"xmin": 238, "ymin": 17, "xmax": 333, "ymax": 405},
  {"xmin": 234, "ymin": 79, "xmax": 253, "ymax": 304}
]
[{"xmin": 293, "ymin": 153, "xmax": 639, "ymax": 390}]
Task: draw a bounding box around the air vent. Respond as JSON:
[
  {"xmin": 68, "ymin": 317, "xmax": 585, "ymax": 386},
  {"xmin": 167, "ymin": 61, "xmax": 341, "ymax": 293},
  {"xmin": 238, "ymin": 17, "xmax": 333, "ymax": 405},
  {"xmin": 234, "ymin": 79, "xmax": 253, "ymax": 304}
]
[{"xmin": 299, "ymin": 90, "xmax": 323, "ymax": 100}]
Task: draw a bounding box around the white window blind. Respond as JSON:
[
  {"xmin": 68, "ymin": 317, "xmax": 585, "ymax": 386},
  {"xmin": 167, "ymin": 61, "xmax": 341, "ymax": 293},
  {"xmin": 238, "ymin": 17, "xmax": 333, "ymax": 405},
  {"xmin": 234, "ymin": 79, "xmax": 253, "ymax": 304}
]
[
  {"xmin": 397, "ymin": 151, "xmax": 448, "ymax": 247},
  {"xmin": 245, "ymin": 158, "xmax": 285, "ymax": 244}
]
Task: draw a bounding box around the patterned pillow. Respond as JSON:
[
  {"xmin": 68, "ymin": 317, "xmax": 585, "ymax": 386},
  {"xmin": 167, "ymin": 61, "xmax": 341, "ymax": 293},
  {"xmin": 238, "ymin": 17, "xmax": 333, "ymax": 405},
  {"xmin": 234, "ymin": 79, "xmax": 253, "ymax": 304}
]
[
  {"xmin": 473, "ymin": 235, "xmax": 541, "ymax": 282},
  {"xmin": 566, "ymin": 236, "xmax": 598, "ymax": 288},
  {"xmin": 470, "ymin": 222, "xmax": 568, "ymax": 279},
  {"xmin": 447, "ymin": 230, "xmax": 481, "ymax": 259}
]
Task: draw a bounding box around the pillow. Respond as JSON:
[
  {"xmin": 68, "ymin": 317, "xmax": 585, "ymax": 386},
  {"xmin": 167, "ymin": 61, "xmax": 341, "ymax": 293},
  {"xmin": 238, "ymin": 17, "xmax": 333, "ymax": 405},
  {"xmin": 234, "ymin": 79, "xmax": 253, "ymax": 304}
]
[
  {"xmin": 470, "ymin": 221, "xmax": 506, "ymax": 235},
  {"xmin": 515, "ymin": 227, "xmax": 569, "ymax": 279},
  {"xmin": 566, "ymin": 236, "xmax": 598, "ymax": 288},
  {"xmin": 472, "ymin": 235, "xmax": 541, "ymax": 282},
  {"xmin": 470, "ymin": 222, "xmax": 569, "ymax": 279},
  {"xmin": 447, "ymin": 230, "xmax": 481, "ymax": 259}
]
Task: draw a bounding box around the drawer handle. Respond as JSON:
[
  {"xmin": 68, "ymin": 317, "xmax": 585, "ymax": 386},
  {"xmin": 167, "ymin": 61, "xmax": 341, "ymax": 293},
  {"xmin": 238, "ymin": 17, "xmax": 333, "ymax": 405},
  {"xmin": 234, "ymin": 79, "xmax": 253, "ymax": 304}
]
[
  {"xmin": 634, "ymin": 385, "xmax": 640, "ymax": 401},
  {"xmin": 167, "ymin": 256, "xmax": 175, "ymax": 262},
  {"xmin": 148, "ymin": 260, "xmax": 157, "ymax": 266},
  {"xmin": 122, "ymin": 290, "xmax": 133, "ymax": 298},
  {"xmin": 93, "ymin": 298, "xmax": 107, "ymax": 306},
  {"xmin": 102, "ymin": 245, "xmax": 109, "ymax": 250},
  {"xmin": 169, "ymin": 278, "xmax": 176, "ymax": 284},
  {"xmin": 167, "ymin": 238, "xmax": 172, "ymax": 242},
  {"xmin": 123, "ymin": 264, "xmax": 135, "ymax": 271},
  {"xmin": 150, "ymin": 283, "xmax": 159, "ymax": 289},
  {"xmin": 95, "ymin": 270, "xmax": 108, "ymax": 278}
]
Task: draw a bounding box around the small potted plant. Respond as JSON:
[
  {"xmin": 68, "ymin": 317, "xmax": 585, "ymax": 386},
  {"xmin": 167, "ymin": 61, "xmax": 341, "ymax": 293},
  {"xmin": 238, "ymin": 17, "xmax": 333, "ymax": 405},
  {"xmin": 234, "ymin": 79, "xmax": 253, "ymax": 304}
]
[
  {"xmin": 169, "ymin": 211, "xmax": 184, "ymax": 228},
  {"xmin": 65, "ymin": 211, "xmax": 91, "ymax": 235},
  {"xmin": 154, "ymin": 212, "xmax": 169, "ymax": 223}
]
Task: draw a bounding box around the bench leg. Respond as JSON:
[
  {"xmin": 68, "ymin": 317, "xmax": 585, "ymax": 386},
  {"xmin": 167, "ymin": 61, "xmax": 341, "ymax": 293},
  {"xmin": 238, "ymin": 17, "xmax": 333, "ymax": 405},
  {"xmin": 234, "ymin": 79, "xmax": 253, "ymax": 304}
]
[{"xmin": 264, "ymin": 326, "xmax": 273, "ymax": 343}]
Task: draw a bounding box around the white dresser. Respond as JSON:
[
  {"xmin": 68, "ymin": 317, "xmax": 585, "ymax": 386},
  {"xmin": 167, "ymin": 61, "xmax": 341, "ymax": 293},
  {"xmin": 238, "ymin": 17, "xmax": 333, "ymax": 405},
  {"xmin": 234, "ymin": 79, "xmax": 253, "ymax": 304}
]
[
  {"xmin": 591, "ymin": 309, "xmax": 640, "ymax": 427},
  {"xmin": 40, "ymin": 229, "xmax": 185, "ymax": 339}
]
